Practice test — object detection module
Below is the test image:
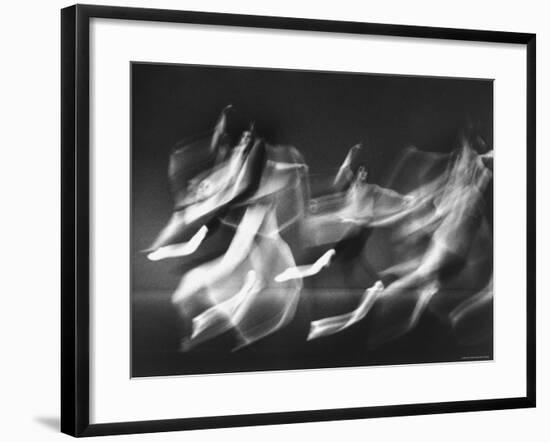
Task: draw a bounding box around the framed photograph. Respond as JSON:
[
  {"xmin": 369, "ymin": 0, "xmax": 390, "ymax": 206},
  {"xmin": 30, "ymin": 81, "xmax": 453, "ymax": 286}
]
[{"xmin": 61, "ymin": 4, "xmax": 536, "ymax": 437}]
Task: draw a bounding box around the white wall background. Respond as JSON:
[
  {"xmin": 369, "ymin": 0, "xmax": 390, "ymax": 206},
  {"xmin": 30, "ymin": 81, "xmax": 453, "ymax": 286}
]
[{"xmin": 0, "ymin": 0, "xmax": 547, "ymax": 440}]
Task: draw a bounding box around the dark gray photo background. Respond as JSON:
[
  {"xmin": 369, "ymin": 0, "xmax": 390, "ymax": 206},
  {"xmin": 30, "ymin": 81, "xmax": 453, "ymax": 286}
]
[{"xmin": 131, "ymin": 62, "xmax": 493, "ymax": 377}]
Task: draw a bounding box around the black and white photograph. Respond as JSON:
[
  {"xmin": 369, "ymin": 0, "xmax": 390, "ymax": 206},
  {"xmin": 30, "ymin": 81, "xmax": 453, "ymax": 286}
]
[
  {"xmin": 131, "ymin": 62, "xmax": 494, "ymax": 377},
  {"xmin": 0, "ymin": 0, "xmax": 543, "ymax": 439}
]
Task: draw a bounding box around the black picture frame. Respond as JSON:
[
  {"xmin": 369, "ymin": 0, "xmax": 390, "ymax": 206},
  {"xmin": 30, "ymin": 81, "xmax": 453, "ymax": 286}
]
[{"xmin": 61, "ymin": 4, "xmax": 536, "ymax": 437}]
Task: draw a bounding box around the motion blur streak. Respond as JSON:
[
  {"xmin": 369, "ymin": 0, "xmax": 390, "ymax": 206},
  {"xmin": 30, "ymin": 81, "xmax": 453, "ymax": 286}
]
[
  {"xmin": 450, "ymin": 278, "xmax": 493, "ymax": 330},
  {"xmin": 147, "ymin": 106, "xmax": 493, "ymax": 352},
  {"xmin": 171, "ymin": 205, "xmax": 267, "ymax": 305},
  {"xmin": 274, "ymin": 249, "xmax": 336, "ymax": 282},
  {"xmin": 184, "ymin": 270, "xmax": 260, "ymax": 351},
  {"xmin": 147, "ymin": 225, "xmax": 208, "ymax": 261},
  {"xmin": 308, "ymin": 281, "xmax": 384, "ymax": 340}
]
